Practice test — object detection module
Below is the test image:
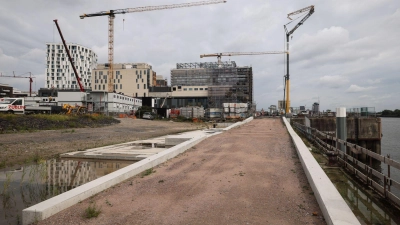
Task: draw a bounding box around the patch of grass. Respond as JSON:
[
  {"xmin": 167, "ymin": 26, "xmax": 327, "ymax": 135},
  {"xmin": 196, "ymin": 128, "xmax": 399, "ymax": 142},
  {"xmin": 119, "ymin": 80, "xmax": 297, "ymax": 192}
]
[
  {"xmin": 291, "ymin": 169, "xmax": 296, "ymax": 173},
  {"xmin": 0, "ymin": 160, "xmax": 6, "ymax": 169},
  {"xmin": 84, "ymin": 203, "xmax": 101, "ymax": 218},
  {"xmin": 158, "ymin": 179, "xmax": 164, "ymax": 183},
  {"xmin": 141, "ymin": 168, "xmax": 155, "ymax": 178},
  {"xmin": 105, "ymin": 199, "xmax": 112, "ymax": 207},
  {"xmin": 31, "ymin": 152, "xmax": 42, "ymax": 163}
]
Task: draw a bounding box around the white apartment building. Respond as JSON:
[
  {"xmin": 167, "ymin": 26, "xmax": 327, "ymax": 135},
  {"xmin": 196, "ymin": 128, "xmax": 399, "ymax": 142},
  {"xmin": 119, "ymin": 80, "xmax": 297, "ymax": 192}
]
[
  {"xmin": 92, "ymin": 63, "xmax": 155, "ymax": 97},
  {"xmin": 45, "ymin": 43, "xmax": 97, "ymax": 90}
]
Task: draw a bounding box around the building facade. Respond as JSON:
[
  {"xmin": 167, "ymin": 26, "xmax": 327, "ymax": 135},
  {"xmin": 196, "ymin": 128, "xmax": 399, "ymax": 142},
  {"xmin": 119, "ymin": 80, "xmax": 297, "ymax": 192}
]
[
  {"xmin": 45, "ymin": 43, "xmax": 97, "ymax": 90},
  {"xmin": 171, "ymin": 61, "xmax": 253, "ymax": 108},
  {"xmin": 92, "ymin": 63, "xmax": 155, "ymax": 97}
]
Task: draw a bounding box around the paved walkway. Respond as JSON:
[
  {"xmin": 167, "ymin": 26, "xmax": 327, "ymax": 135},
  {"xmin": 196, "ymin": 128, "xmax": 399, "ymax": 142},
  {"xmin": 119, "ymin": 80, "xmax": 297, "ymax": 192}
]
[{"xmin": 39, "ymin": 118, "xmax": 325, "ymax": 225}]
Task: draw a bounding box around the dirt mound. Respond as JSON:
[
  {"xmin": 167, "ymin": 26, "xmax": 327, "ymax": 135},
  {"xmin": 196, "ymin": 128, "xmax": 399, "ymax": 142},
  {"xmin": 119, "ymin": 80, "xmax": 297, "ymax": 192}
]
[{"xmin": 0, "ymin": 115, "xmax": 119, "ymax": 133}]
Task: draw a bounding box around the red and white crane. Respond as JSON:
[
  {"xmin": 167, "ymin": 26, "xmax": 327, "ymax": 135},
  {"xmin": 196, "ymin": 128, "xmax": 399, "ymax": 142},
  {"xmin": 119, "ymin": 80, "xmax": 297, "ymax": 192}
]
[{"xmin": 80, "ymin": 0, "xmax": 227, "ymax": 93}]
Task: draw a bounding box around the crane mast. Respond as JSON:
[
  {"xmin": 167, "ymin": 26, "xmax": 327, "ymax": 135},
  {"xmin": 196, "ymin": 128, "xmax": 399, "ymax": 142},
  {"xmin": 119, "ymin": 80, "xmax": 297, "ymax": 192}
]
[
  {"xmin": 200, "ymin": 51, "xmax": 287, "ymax": 64},
  {"xmin": 80, "ymin": 0, "xmax": 227, "ymax": 93},
  {"xmin": 284, "ymin": 5, "xmax": 314, "ymax": 115}
]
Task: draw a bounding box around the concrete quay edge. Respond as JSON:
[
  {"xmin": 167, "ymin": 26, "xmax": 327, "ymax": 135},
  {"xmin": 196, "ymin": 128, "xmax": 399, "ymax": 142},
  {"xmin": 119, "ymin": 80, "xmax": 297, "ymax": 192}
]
[
  {"xmin": 282, "ymin": 117, "xmax": 360, "ymax": 225},
  {"xmin": 22, "ymin": 118, "xmax": 253, "ymax": 225}
]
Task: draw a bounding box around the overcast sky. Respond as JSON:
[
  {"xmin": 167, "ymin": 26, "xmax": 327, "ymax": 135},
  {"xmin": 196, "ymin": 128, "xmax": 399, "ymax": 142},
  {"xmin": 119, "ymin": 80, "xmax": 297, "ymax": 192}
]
[{"xmin": 1, "ymin": 0, "xmax": 399, "ymax": 111}]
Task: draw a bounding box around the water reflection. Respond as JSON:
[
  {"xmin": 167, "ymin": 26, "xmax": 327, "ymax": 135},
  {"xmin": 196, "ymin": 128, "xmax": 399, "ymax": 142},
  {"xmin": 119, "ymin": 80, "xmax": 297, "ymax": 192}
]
[
  {"xmin": 325, "ymin": 168, "xmax": 399, "ymax": 225},
  {"xmin": 0, "ymin": 158, "xmax": 135, "ymax": 225}
]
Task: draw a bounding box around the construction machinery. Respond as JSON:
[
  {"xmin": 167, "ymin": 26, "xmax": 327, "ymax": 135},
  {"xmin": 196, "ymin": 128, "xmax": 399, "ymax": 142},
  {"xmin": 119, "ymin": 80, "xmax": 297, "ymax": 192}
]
[
  {"xmin": 80, "ymin": 0, "xmax": 227, "ymax": 93},
  {"xmin": 284, "ymin": 5, "xmax": 315, "ymax": 114},
  {"xmin": 53, "ymin": 20, "xmax": 85, "ymax": 92},
  {"xmin": 200, "ymin": 51, "xmax": 287, "ymax": 64},
  {"xmin": 62, "ymin": 104, "xmax": 87, "ymax": 115},
  {"xmin": 0, "ymin": 72, "xmax": 35, "ymax": 96}
]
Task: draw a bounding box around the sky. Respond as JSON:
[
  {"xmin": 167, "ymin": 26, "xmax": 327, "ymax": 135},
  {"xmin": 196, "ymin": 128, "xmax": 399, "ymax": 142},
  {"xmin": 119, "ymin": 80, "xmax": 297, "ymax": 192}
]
[{"xmin": 0, "ymin": 0, "xmax": 399, "ymax": 112}]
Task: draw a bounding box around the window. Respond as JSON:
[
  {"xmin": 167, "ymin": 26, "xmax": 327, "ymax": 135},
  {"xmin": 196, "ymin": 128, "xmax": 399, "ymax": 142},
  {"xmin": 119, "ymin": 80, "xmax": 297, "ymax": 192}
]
[
  {"xmin": 205, "ymin": 88, "xmax": 208, "ymax": 90},
  {"xmin": 200, "ymin": 88, "xmax": 203, "ymax": 90},
  {"xmin": 116, "ymin": 71, "xmax": 120, "ymax": 75},
  {"xmin": 120, "ymin": 84, "xmax": 122, "ymax": 89},
  {"xmin": 173, "ymin": 87, "xmax": 176, "ymax": 91},
  {"xmin": 189, "ymin": 88, "xmax": 193, "ymax": 91},
  {"xmin": 183, "ymin": 88, "xmax": 187, "ymax": 91},
  {"xmin": 137, "ymin": 84, "xmax": 139, "ymax": 89},
  {"xmin": 99, "ymin": 71, "xmax": 103, "ymax": 75},
  {"xmin": 194, "ymin": 88, "xmax": 198, "ymax": 91},
  {"xmin": 103, "ymin": 85, "xmax": 105, "ymax": 90},
  {"xmin": 144, "ymin": 84, "xmax": 146, "ymax": 89}
]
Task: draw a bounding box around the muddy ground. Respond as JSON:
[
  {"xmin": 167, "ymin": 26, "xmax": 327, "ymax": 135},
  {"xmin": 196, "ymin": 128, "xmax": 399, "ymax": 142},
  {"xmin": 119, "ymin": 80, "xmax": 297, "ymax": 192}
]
[{"xmin": 0, "ymin": 118, "xmax": 206, "ymax": 169}]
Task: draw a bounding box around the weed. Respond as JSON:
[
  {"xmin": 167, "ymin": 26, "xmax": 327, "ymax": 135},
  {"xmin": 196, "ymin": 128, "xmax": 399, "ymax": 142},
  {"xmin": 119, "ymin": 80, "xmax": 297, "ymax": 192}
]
[
  {"xmin": 298, "ymin": 204, "xmax": 305, "ymax": 210},
  {"xmin": 291, "ymin": 169, "xmax": 296, "ymax": 173},
  {"xmin": 302, "ymin": 185, "xmax": 309, "ymax": 190},
  {"xmin": 0, "ymin": 160, "xmax": 6, "ymax": 169},
  {"xmin": 141, "ymin": 168, "xmax": 155, "ymax": 178},
  {"xmin": 158, "ymin": 180, "xmax": 164, "ymax": 183},
  {"xmin": 84, "ymin": 203, "xmax": 101, "ymax": 218},
  {"xmin": 239, "ymin": 171, "xmax": 245, "ymax": 176},
  {"xmin": 31, "ymin": 152, "xmax": 42, "ymax": 163}
]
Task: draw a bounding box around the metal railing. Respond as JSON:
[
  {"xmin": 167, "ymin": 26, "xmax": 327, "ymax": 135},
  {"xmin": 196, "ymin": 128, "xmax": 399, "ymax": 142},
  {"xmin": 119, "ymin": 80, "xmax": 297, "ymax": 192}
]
[{"xmin": 292, "ymin": 122, "xmax": 400, "ymax": 207}]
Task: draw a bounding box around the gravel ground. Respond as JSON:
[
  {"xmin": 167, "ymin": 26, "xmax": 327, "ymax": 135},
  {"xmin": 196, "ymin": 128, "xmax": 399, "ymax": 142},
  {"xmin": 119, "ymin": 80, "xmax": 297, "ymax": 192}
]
[
  {"xmin": 38, "ymin": 118, "xmax": 326, "ymax": 225},
  {"xmin": 0, "ymin": 118, "xmax": 205, "ymax": 169}
]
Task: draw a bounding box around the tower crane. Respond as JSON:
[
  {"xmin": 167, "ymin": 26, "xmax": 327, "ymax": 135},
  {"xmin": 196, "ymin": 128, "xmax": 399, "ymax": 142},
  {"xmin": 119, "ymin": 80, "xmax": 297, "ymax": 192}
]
[
  {"xmin": 80, "ymin": 0, "xmax": 227, "ymax": 93},
  {"xmin": 200, "ymin": 51, "xmax": 287, "ymax": 64},
  {"xmin": 284, "ymin": 5, "xmax": 314, "ymax": 114},
  {"xmin": 0, "ymin": 72, "xmax": 35, "ymax": 97}
]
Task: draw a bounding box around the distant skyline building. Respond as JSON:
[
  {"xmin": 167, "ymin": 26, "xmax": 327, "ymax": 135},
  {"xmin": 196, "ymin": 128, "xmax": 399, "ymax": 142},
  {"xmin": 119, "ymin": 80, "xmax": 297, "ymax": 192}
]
[
  {"xmin": 92, "ymin": 63, "xmax": 156, "ymax": 97},
  {"xmin": 45, "ymin": 42, "xmax": 97, "ymax": 90}
]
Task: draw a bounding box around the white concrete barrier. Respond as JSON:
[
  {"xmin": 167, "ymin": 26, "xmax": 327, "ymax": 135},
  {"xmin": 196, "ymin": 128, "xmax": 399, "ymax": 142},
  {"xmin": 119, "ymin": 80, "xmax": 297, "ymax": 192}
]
[
  {"xmin": 22, "ymin": 135, "xmax": 207, "ymax": 225},
  {"xmin": 223, "ymin": 116, "xmax": 253, "ymax": 131},
  {"xmin": 282, "ymin": 117, "xmax": 360, "ymax": 225}
]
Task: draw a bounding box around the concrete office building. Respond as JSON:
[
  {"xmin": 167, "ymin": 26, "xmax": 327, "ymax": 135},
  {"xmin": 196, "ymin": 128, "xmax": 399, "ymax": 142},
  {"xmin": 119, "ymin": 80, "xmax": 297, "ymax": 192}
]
[
  {"xmin": 45, "ymin": 43, "xmax": 97, "ymax": 90},
  {"xmin": 170, "ymin": 61, "xmax": 253, "ymax": 109},
  {"xmin": 92, "ymin": 63, "xmax": 156, "ymax": 97}
]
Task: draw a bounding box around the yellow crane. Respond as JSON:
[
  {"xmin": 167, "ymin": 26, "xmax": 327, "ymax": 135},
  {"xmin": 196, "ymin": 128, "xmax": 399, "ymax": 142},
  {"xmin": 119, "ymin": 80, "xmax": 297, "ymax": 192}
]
[
  {"xmin": 284, "ymin": 5, "xmax": 315, "ymax": 114},
  {"xmin": 200, "ymin": 51, "xmax": 287, "ymax": 64},
  {"xmin": 80, "ymin": 0, "xmax": 227, "ymax": 93}
]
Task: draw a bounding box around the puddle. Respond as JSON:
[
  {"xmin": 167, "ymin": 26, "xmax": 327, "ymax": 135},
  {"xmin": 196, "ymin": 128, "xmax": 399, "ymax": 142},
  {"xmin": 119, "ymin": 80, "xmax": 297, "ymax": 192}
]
[
  {"xmin": 129, "ymin": 143, "xmax": 165, "ymax": 149},
  {"xmin": 0, "ymin": 158, "xmax": 135, "ymax": 225},
  {"xmin": 325, "ymin": 168, "xmax": 399, "ymax": 225}
]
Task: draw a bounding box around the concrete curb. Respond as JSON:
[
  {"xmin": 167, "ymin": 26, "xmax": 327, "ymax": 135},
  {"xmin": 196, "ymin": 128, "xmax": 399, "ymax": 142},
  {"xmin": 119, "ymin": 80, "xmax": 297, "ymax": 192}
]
[
  {"xmin": 22, "ymin": 135, "xmax": 207, "ymax": 225},
  {"xmin": 223, "ymin": 116, "xmax": 253, "ymax": 131},
  {"xmin": 282, "ymin": 117, "xmax": 360, "ymax": 225}
]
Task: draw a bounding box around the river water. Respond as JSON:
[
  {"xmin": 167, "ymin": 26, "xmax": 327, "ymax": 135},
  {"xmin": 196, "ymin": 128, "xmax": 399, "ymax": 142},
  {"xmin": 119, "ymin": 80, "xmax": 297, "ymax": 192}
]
[{"xmin": 381, "ymin": 117, "xmax": 400, "ymax": 182}]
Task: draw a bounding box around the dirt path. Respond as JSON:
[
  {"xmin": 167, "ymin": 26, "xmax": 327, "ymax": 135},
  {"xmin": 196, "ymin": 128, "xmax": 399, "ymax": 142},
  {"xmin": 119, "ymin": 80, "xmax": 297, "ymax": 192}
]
[
  {"xmin": 38, "ymin": 118, "xmax": 325, "ymax": 225},
  {"xmin": 0, "ymin": 119, "xmax": 204, "ymax": 168}
]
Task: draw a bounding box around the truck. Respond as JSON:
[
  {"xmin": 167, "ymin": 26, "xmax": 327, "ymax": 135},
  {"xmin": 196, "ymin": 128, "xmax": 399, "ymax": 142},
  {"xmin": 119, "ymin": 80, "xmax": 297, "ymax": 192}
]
[{"xmin": 0, "ymin": 98, "xmax": 61, "ymax": 114}]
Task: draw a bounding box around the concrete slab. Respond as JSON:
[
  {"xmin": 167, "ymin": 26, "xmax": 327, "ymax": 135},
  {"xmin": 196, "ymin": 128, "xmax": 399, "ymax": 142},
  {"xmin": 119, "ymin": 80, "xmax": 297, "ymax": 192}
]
[{"xmin": 282, "ymin": 117, "xmax": 360, "ymax": 225}]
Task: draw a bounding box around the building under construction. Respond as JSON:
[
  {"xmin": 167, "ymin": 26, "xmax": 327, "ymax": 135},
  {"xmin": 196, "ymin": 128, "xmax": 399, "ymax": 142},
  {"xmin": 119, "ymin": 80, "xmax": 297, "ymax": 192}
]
[{"xmin": 171, "ymin": 61, "xmax": 253, "ymax": 109}]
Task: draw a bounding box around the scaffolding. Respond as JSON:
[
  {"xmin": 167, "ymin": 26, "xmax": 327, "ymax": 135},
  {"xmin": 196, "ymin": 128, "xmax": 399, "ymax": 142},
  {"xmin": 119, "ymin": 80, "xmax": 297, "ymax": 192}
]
[{"xmin": 171, "ymin": 61, "xmax": 253, "ymax": 109}]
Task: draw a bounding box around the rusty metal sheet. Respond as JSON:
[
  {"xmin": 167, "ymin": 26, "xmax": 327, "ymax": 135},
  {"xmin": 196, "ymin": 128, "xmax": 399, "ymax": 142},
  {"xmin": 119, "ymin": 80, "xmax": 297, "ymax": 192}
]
[{"xmin": 386, "ymin": 158, "xmax": 400, "ymax": 170}]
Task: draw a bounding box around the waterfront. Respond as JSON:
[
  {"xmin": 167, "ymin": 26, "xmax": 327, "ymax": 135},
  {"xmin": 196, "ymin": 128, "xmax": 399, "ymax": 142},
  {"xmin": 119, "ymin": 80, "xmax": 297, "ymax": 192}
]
[{"xmin": 380, "ymin": 117, "xmax": 400, "ymax": 187}]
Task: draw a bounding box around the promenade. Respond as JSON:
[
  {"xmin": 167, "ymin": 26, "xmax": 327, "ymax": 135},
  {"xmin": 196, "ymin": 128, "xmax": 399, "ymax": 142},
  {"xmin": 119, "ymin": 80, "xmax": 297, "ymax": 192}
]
[{"xmin": 38, "ymin": 118, "xmax": 325, "ymax": 225}]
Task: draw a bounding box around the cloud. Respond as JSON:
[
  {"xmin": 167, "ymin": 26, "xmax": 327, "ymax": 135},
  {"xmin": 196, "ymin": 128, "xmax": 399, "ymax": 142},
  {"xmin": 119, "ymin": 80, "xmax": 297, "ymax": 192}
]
[
  {"xmin": 318, "ymin": 75, "xmax": 349, "ymax": 88},
  {"xmin": 346, "ymin": 85, "xmax": 376, "ymax": 93},
  {"xmin": 367, "ymin": 79, "xmax": 381, "ymax": 85}
]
